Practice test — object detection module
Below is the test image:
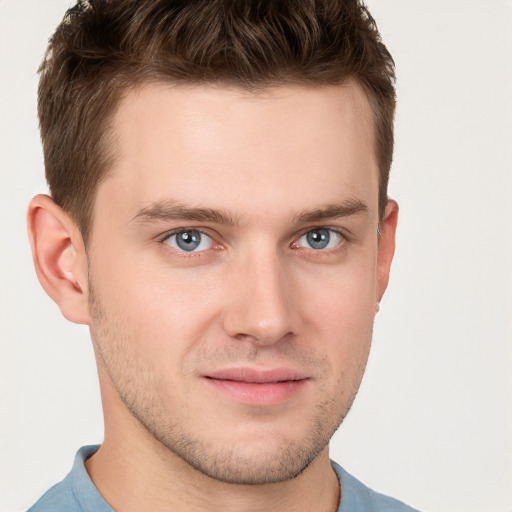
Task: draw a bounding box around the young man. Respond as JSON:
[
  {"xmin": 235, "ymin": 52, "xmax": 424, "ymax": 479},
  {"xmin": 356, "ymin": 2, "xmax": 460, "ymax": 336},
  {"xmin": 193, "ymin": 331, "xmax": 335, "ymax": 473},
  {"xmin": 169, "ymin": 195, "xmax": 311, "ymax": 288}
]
[{"xmin": 27, "ymin": 1, "xmax": 418, "ymax": 510}]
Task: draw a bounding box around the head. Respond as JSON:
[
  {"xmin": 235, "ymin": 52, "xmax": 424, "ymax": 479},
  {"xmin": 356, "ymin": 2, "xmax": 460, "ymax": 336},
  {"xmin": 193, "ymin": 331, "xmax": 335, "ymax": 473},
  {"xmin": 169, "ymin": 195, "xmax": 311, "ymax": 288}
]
[
  {"xmin": 38, "ymin": 0, "xmax": 395, "ymax": 245},
  {"xmin": 29, "ymin": 0, "xmax": 398, "ymax": 486}
]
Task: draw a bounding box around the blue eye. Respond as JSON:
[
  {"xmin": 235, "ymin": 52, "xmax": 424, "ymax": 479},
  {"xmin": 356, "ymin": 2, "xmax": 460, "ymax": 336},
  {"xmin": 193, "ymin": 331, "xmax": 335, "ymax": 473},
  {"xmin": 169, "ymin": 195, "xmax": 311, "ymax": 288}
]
[
  {"xmin": 164, "ymin": 230, "xmax": 213, "ymax": 252},
  {"xmin": 297, "ymin": 228, "xmax": 342, "ymax": 250}
]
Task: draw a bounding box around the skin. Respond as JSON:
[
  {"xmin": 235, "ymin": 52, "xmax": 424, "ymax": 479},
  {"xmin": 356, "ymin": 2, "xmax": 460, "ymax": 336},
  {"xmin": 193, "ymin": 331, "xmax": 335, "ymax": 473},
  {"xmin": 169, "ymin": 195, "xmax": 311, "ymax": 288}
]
[{"xmin": 28, "ymin": 81, "xmax": 398, "ymax": 512}]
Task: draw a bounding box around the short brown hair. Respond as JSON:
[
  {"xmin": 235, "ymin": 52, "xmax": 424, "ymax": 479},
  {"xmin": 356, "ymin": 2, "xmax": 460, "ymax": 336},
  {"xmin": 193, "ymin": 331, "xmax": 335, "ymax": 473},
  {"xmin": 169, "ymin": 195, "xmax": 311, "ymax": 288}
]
[{"xmin": 38, "ymin": 0, "xmax": 396, "ymax": 244}]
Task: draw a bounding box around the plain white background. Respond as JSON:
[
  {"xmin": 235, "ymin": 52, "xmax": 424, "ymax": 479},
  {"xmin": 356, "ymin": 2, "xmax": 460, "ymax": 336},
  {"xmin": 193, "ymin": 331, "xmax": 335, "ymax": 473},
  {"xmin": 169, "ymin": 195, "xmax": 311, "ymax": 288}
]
[{"xmin": 1, "ymin": 1, "xmax": 511, "ymax": 511}]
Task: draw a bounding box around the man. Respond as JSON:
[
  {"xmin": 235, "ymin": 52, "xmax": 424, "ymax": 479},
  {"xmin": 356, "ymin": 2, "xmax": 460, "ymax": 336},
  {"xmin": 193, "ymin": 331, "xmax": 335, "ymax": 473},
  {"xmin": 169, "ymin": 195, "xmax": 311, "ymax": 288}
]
[{"xmin": 26, "ymin": 0, "xmax": 418, "ymax": 510}]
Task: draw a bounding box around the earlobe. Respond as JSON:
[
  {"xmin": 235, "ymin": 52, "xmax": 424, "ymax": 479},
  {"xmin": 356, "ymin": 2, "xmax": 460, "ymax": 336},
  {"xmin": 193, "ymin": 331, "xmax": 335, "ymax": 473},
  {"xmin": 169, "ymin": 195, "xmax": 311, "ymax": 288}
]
[
  {"xmin": 27, "ymin": 194, "xmax": 91, "ymax": 325},
  {"xmin": 376, "ymin": 199, "xmax": 399, "ymax": 304}
]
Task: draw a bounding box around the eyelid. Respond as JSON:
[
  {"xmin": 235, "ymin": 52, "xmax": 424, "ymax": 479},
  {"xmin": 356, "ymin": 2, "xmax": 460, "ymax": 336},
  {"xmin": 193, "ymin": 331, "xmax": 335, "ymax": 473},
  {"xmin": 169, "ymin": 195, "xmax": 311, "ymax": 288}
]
[
  {"xmin": 159, "ymin": 226, "xmax": 214, "ymax": 242},
  {"xmin": 156, "ymin": 225, "xmax": 348, "ymax": 255},
  {"xmin": 159, "ymin": 227, "xmax": 220, "ymax": 254},
  {"xmin": 291, "ymin": 227, "xmax": 347, "ymax": 251}
]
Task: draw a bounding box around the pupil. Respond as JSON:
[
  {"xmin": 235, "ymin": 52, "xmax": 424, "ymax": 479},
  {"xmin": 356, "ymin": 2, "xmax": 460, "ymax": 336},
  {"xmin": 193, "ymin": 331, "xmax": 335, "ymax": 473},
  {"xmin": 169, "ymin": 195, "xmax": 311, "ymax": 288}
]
[
  {"xmin": 177, "ymin": 231, "xmax": 200, "ymax": 251},
  {"xmin": 307, "ymin": 229, "xmax": 329, "ymax": 249}
]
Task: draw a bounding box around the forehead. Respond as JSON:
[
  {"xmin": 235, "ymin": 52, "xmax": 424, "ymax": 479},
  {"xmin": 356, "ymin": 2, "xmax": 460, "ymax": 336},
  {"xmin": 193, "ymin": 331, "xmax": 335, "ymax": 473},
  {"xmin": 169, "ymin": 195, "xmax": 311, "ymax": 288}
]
[{"xmin": 97, "ymin": 82, "xmax": 378, "ymax": 225}]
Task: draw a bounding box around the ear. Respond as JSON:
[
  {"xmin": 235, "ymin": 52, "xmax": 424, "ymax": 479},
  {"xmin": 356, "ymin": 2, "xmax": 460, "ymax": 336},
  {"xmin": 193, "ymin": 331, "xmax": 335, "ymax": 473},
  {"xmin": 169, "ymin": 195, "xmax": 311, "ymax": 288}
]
[
  {"xmin": 27, "ymin": 194, "xmax": 91, "ymax": 324},
  {"xmin": 376, "ymin": 199, "xmax": 399, "ymax": 304}
]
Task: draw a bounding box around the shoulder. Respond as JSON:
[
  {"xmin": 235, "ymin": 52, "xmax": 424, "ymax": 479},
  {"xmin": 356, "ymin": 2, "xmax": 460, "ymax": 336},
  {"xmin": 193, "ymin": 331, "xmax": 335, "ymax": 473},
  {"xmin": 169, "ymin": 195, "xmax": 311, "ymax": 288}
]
[
  {"xmin": 27, "ymin": 477, "xmax": 76, "ymax": 512},
  {"xmin": 27, "ymin": 445, "xmax": 111, "ymax": 512},
  {"xmin": 332, "ymin": 461, "xmax": 420, "ymax": 512}
]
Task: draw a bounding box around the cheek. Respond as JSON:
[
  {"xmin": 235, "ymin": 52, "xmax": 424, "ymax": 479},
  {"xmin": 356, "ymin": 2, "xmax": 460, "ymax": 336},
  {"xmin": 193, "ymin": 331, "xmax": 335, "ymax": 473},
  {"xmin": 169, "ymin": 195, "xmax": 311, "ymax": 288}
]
[
  {"xmin": 304, "ymin": 253, "xmax": 377, "ymax": 317},
  {"xmin": 90, "ymin": 254, "xmax": 224, "ymax": 357},
  {"xmin": 298, "ymin": 257, "xmax": 377, "ymax": 367}
]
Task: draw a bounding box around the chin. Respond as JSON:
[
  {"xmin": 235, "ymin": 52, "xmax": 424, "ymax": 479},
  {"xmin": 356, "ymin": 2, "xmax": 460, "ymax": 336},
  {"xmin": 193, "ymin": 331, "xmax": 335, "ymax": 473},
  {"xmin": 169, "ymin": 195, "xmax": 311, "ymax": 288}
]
[
  {"xmin": 150, "ymin": 415, "xmax": 339, "ymax": 485},
  {"xmin": 178, "ymin": 441, "xmax": 325, "ymax": 485}
]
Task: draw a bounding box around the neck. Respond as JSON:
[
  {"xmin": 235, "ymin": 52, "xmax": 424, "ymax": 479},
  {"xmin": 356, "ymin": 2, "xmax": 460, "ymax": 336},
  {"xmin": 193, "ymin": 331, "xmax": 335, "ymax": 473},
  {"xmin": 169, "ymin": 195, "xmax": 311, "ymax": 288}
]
[
  {"xmin": 87, "ymin": 363, "xmax": 341, "ymax": 512},
  {"xmin": 85, "ymin": 422, "xmax": 340, "ymax": 512}
]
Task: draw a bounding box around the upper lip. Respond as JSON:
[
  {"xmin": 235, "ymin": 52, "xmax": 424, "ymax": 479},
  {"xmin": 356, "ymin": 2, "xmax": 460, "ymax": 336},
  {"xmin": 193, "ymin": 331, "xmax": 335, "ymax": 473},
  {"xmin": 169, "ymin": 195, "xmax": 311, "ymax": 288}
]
[{"xmin": 204, "ymin": 367, "xmax": 309, "ymax": 384}]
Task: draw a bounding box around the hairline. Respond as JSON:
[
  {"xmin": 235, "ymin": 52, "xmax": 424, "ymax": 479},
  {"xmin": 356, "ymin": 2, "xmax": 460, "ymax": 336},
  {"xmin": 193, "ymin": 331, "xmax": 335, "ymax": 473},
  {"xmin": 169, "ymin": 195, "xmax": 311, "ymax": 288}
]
[{"xmin": 82, "ymin": 75, "xmax": 384, "ymax": 246}]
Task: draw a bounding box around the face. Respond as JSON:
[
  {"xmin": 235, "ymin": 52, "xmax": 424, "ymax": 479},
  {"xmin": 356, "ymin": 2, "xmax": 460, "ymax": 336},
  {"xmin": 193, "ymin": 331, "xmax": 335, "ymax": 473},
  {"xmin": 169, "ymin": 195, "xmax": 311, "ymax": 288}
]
[{"xmin": 86, "ymin": 82, "xmax": 395, "ymax": 484}]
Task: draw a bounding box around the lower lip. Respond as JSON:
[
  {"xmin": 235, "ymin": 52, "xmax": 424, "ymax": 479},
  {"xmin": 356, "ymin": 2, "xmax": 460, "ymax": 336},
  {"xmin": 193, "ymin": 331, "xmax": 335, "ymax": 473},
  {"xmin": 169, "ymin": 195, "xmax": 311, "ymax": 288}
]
[{"xmin": 204, "ymin": 378, "xmax": 309, "ymax": 406}]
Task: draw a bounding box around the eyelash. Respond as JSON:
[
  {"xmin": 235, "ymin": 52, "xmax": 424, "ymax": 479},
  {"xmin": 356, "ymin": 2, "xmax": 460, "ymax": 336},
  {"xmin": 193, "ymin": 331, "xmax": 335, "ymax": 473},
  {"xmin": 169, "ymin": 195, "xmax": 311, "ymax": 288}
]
[
  {"xmin": 291, "ymin": 227, "xmax": 346, "ymax": 253},
  {"xmin": 158, "ymin": 227, "xmax": 348, "ymax": 257},
  {"xmin": 159, "ymin": 229, "xmax": 221, "ymax": 257}
]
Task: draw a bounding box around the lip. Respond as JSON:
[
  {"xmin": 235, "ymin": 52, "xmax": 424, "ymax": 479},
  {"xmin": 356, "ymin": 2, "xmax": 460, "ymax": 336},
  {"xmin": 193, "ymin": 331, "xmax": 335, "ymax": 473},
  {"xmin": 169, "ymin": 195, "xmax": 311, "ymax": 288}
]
[{"xmin": 202, "ymin": 367, "xmax": 310, "ymax": 406}]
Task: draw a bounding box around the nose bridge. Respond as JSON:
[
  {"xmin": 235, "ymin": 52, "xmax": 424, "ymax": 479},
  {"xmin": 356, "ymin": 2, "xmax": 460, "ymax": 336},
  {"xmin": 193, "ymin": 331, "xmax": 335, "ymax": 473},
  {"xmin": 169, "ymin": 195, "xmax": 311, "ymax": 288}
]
[{"xmin": 223, "ymin": 244, "xmax": 296, "ymax": 344}]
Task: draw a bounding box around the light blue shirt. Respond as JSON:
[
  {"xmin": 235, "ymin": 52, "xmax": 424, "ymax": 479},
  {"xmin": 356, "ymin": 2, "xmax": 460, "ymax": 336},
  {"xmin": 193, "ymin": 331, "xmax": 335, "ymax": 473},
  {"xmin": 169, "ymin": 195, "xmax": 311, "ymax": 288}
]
[{"xmin": 28, "ymin": 445, "xmax": 419, "ymax": 511}]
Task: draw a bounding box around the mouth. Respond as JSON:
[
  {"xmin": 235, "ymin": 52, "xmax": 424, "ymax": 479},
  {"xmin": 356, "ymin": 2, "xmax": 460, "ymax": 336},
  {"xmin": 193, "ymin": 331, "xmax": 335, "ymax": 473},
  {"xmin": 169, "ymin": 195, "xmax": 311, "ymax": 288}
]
[{"xmin": 202, "ymin": 367, "xmax": 310, "ymax": 406}]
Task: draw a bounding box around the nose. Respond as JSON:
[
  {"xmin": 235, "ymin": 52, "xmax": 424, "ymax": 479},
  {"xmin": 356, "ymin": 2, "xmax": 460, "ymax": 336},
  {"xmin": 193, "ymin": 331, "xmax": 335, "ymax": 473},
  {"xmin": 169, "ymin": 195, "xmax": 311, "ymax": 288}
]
[{"xmin": 222, "ymin": 250, "xmax": 299, "ymax": 346}]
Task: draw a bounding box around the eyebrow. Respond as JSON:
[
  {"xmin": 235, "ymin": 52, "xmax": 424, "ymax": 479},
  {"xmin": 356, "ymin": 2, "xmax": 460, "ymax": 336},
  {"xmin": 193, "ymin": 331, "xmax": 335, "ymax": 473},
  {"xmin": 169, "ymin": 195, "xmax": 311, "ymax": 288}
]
[
  {"xmin": 131, "ymin": 197, "xmax": 369, "ymax": 227},
  {"xmin": 293, "ymin": 198, "xmax": 369, "ymax": 223},
  {"xmin": 131, "ymin": 200, "xmax": 240, "ymax": 227}
]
